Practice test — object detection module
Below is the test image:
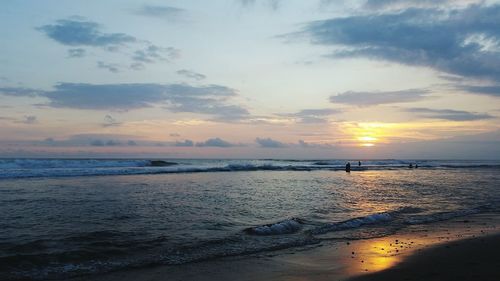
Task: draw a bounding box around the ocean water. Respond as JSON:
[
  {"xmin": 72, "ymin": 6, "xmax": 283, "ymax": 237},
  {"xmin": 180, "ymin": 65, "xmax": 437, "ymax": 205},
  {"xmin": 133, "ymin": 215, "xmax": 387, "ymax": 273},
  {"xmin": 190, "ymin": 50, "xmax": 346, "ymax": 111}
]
[{"xmin": 1, "ymin": 159, "xmax": 499, "ymax": 280}]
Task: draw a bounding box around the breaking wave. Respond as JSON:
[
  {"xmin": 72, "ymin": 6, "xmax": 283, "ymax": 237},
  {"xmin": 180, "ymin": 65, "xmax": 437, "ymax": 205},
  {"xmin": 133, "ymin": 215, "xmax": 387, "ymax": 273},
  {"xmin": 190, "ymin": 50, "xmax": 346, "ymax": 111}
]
[
  {"xmin": 0, "ymin": 159, "xmax": 499, "ymax": 179},
  {"xmin": 245, "ymin": 218, "xmax": 303, "ymax": 235}
]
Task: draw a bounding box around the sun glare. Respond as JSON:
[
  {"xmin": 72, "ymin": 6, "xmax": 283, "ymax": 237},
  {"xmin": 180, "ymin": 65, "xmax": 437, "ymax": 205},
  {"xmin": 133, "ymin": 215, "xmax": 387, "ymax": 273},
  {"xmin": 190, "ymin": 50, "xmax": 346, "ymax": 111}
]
[
  {"xmin": 358, "ymin": 136, "xmax": 378, "ymax": 142},
  {"xmin": 361, "ymin": 143, "xmax": 375, "ymax": 147}
]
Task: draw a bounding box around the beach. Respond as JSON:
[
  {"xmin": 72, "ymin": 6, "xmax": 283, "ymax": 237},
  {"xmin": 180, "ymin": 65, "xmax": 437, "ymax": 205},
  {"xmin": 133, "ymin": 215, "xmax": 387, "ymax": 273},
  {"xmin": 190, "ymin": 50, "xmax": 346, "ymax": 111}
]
[
  {"xmin": 69, "ymin": 212, "xmax": 500, "ymax": 281},
  {"xmin": 3, "ymin": 1, "xmax": 500, "ymax": 280}
]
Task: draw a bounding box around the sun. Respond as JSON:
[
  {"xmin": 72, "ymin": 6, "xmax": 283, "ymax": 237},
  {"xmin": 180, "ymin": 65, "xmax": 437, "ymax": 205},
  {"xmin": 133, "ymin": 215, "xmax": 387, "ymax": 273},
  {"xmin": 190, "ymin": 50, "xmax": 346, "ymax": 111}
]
[
  {"xmin": 356, "ymin": 136, "xmax": 377, "ymax": 147},
  {"xmin": 358, "ymin": 136, "xmax": 378, "ymax": 142}
]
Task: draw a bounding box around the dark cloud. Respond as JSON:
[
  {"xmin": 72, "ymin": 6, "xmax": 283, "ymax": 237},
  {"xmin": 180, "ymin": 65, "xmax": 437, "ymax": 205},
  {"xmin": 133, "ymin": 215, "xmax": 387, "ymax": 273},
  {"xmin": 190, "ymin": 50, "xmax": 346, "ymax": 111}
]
[
  {"xmin": 255, "ymin": 137, "xmax": 286, "ymax": 148},
  {"xmin": 67, "ymin": 48, "xmax": 86, "ymax": 58},
  {"xmin": 364, "ymin": 0, "xmax": 450, "ymax": 10},
  {"xmin": 458, "ymin": 85, "xmax": 500, "ymax": 97},
  {"xmin": 299, "ymin": 4, "xmax": 500, "ymax": 82},
  {"xmin": 2, "ymin": 83, "xmax": 249, "ymax": 120},
  {"xmin": 90, "ymin": 139, "xmax": 122, "ymax": 146},
  {"xmin": 330, "ymin": 89, "xmax": 429, "ymax": 106},
  {"xmin": 102, "ymin": 114, "xmax": 122, "ymax": 127},
  {"xmin": 106, "ymin": 140, "xmax": 121, "ymax": 146},
  {"xmin": 298, "ymin": 139, "xmax": 334, "ymax": 149},
  {"xmin": 282, "ymin": 108, "xmax": 341, "ymax": 123},
  {"xmin": 176, "ymin": 69, "xmax": 206, "ymax": 81},
  {"xmin": 127, "ymin": 140, "xmax": 137, "ymax": 146},
  {"xmin": 405, "ymin": 107, "xmax": 494, "ymax": 121},
  {"xmin": 174, "ymin": 139, "xmax": 194, "ymax": 147},
  {"xmin": 37, "ymin": 19, "xmax": 136, "ymax": 47},
  {"xmin": 135, "ymin": 5, "xmax": 185, "ymax": 21},
  {"xmin": 196, "ymin": 137, "xmax": 235, "ymax": 147},
  {"xmin": 41, "ymin": 82, "xmax": 235, "ymax": 109},
  {"xmin": 97, "ymin": 61, "xmax": 120, "ymax": 73},
  {"xmin": 38, "ymin": 18, "xmax": 178, "ymax": 72},
  {"xmin": 132, "ymin": 45, "xmax": 180, "ymax": 65},
  {"xmin": 90, "ymin": 140, "xmax": 104, "ymax": 146}
]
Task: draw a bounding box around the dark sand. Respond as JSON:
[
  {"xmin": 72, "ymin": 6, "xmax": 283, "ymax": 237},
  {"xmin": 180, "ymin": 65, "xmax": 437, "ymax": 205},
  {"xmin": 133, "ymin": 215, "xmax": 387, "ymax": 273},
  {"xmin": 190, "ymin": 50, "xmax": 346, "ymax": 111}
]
[
  {"xmin": 350, "ymin": 233, "xmax": 500, "ymax": 281},
  {"xmin": 70, "ymin": 213, "xmax": 500, "ymax": 281}
]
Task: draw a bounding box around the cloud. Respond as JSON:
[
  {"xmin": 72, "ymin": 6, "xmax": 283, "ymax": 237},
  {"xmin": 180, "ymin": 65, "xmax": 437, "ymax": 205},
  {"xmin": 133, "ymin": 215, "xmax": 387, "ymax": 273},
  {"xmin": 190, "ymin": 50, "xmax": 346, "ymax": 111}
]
[
  {"xmin": 37, "ymin": 18, "xmax": 136, "ymax": 47},
  {"xmin": 405, "ymin": 107, "xmax": 494, "ymax": 121},
  {"xmin": 176, "ymin": 69, "xmax": 206, "ymax": 81},
  {"xmin": 24, "ymin": 115, "xmax": 37, "ymax": 124},
  {"xmin": 298, "ymin": 139, "xmax": 334, "ymax": 149},
  {"xmin": 330, "ymin": 89, "xmax": 429, "ymax": 106},
  {"xmin": 298, "ymin": 4, "xmax": 500, "ymax": 82},
  {"xmin": 67, "ymin": 48, "xmax": 86, "ymax": 58},
  {"xmin": 2, "ymin": 83, "xmax": 249, "ymax": 120},
  {"xmin": 282, "ymin": 108, "xmax": 341, "ymax": 123},
  {"xmin": 135, "ymin": 5, "xmax": 185, "ymax": 21},
  {"xmin": 238, "ymin": 0, "xmax": 282, "ymax": 10},
  {"xmin": 90, "ymin": 140, "xmax": 104, "ymax": 146},
  {"xmin": 174, "ymin": 139, "xmax": 194, "ymax": 147},
  {"xmin": 90, "ymin": 139, "xmax": 122, "ymax": 146},
  {"xmin": 102, "ymin": 114, "xmax": 122, "ymax": 127},
  {"xmin": 0, "ymin": 87, "xmax": 41, "ymax": 97},
  {"xmin": 97, "ymin": 61, "xmax": 120, "ymax": 73},
  {"xmin": 132, "ymin": 45, "xmax": 180, "ymax": 65},
  {"xmin": 255, "ymin": 137, "xmax": 286, "ymax": 148},
  {"xmin": 196, "ymin": 137, "xmax": 235, "ymax": 147},
  {"xmin": 127, "ymin": 140, "xmax": 137, "ymax": 146},
  {"xmin": 42, "ymin": 82, "xmax": 234, "ymax": 108},
  {"xmin": 363, "ymin": 0, "xmax": 453, "ymax": 10},
  {"xmin": 19, "ymin": 115, "xmax": 37, "ymax": 124},
  {"xmin": 38, "ymin": 18, "xmax": 179, "ymax": 72},
  {"xmin": 169, "ymin": 100, "xmax": 250, "ymax": 121},
  {"xmin": 458, "ymin": 85, "xmax": 500, "ymax": 97}
]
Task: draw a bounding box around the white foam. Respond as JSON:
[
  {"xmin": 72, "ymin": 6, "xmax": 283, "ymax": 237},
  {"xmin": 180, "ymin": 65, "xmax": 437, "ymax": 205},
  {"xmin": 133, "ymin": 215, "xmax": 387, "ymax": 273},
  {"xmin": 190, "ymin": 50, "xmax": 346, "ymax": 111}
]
[
  {"xmin": 248, "ymin": 219, "xmax": 302, "ymax": 235},
  {"xmin": 312, "ymin": 213, "xmax": 392, "ymax": 235}
]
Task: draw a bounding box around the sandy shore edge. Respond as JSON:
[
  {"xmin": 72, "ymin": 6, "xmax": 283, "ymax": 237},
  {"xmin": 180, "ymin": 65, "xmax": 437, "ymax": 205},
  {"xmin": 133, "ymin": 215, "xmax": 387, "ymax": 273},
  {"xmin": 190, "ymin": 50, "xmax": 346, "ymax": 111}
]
[
  {"xmin": 349, "ymin": 233, "xmax": 500, "ymax": 281},
  {"xmin": 69, "ymin": 213, "xmax": 500, "ymax": 281}
]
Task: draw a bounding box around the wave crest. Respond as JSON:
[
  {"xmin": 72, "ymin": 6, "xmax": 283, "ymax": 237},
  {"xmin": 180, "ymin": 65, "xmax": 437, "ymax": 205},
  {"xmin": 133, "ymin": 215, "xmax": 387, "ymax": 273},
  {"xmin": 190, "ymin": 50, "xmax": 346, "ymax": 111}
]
[{"xmin": 245, "ymin": 219, "xmax": 303, "ymax": 235}]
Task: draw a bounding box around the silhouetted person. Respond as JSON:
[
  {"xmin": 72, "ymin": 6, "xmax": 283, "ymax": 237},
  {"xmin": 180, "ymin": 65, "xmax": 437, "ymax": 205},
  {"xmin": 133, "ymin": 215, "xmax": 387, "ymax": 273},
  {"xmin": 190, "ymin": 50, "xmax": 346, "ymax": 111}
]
[
  {"xmin": 346, "ymin": 162, "xmax": 351, "ymax": 172},
  {"xmin": 358, "ymin": 161, "xmax": 361, "ymax": 166},
  {"xmin": 409, "ymin": 163, "xmax": 413, "ymax": 168},
  {"xmin": 415, "ymin": 164, "xmax": 419, "ymax": 168}
]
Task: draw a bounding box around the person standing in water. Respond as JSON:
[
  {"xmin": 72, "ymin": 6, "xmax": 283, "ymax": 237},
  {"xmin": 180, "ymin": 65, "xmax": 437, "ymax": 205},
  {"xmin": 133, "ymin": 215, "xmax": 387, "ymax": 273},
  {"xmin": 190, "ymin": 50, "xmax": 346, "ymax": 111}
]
[
  {"xmin": 346, "ymin": 162, "xmax": 351, "ymax": 172},
  {"xmin": 358, "ymin": 161, "xmax": 361, "ymax": 167}
]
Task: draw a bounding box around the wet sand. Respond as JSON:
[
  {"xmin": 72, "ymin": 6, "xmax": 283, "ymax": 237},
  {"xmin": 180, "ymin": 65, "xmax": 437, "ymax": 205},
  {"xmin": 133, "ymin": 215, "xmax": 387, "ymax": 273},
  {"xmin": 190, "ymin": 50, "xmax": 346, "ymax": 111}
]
[
  {"xmin": 349, "ymin": 233, "xmax": 500, "ymax": 281},
  {"xmin": 71, "ymin": 213, "xmax": 500, "ymax": 281}
]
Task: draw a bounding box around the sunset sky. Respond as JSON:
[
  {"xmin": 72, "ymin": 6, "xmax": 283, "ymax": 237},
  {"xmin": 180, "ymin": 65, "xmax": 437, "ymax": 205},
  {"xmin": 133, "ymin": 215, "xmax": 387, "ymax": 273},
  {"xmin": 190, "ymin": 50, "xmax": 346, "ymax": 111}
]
[{"xmin": 1, "ymin": 0, "xmax": 499, "ymax": 159}]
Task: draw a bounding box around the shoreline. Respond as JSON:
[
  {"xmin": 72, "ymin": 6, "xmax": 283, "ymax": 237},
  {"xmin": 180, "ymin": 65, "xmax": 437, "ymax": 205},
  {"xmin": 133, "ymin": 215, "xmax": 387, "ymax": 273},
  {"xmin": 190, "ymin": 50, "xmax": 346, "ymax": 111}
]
[
  {"xmin": 69, "ymin": 212, "xmax": 500, "ymax": 281},
  {"xmin": 349, "ymin": 233, "xmax": 500, "ymax": 281}
]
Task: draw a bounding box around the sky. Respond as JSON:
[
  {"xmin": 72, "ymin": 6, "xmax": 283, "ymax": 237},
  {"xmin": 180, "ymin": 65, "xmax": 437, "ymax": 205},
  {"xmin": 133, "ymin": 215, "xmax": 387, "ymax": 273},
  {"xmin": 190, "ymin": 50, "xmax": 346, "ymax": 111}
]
[{"xmin": 0, "ymin": 0, "xmax": 499, "ymax": 159}]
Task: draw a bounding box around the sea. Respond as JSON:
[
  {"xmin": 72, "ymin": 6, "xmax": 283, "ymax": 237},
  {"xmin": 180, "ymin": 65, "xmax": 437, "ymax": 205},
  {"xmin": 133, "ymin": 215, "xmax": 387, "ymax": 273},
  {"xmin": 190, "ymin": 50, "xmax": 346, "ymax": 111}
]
[{"xmin": 1, "ymin": 158, "xmax": 499, "ymax": 280}]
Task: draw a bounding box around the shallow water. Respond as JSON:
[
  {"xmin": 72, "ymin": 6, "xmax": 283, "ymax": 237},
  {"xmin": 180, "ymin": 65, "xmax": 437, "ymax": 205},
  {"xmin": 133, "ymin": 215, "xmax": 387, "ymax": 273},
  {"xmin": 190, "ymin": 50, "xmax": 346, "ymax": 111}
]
[{"xmin": 1, "ymin": 161, "xmax": 499, "ymax": 280}]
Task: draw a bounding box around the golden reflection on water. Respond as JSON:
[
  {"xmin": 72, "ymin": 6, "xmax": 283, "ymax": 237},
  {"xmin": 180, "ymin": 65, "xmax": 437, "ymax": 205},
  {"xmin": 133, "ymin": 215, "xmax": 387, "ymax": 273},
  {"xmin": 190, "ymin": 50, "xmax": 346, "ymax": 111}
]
[
  {"xmin": 347, "ymin": 240, "xmax": 401, "ymax": 274},
  {"xmin": 344, "ymin": 226, "xmax": 484, "ymax": 276}
]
